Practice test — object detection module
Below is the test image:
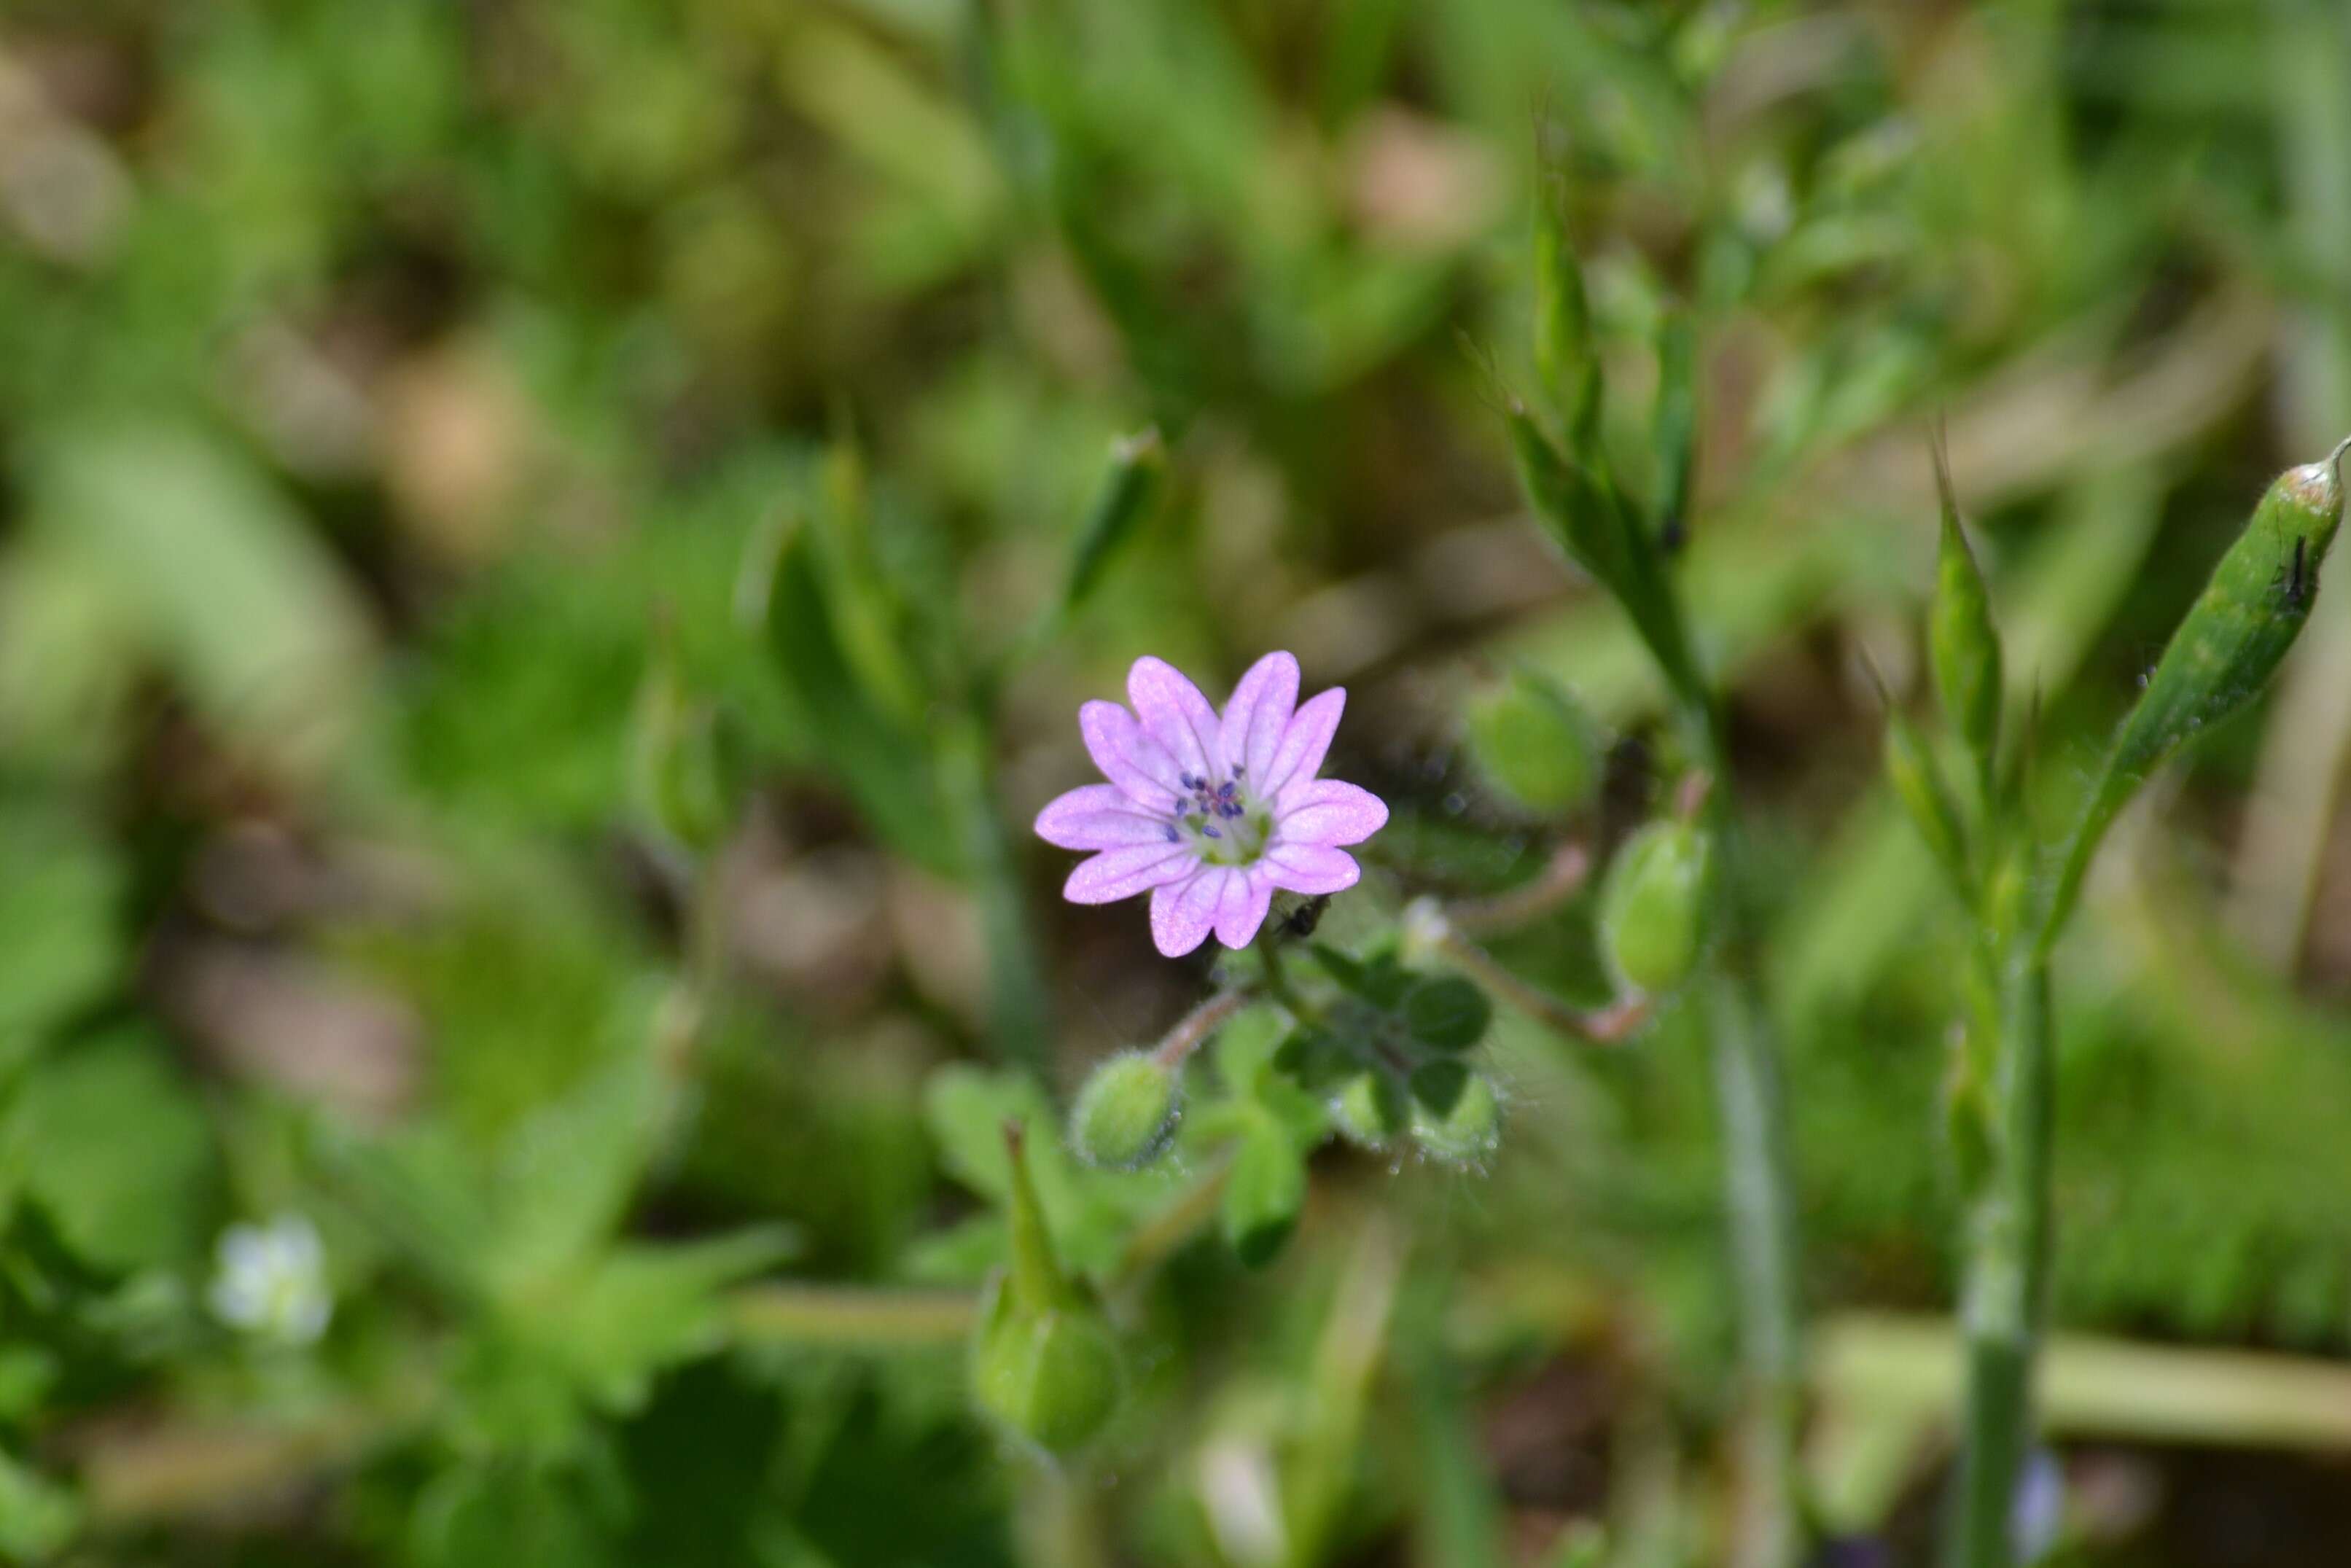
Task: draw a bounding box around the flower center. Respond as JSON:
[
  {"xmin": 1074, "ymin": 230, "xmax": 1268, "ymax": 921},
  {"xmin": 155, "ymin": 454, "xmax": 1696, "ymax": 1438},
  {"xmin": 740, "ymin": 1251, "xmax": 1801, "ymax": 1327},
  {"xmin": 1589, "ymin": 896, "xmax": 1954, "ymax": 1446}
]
[{"xmin": 1166, "ymin": 765, "xmax": 1271, "ymax": 867}]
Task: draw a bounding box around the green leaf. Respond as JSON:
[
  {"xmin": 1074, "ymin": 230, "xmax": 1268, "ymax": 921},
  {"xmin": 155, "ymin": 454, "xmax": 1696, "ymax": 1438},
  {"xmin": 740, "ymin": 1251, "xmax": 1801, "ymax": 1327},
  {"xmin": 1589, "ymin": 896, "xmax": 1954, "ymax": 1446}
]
[
  {"xmin": 12, "ymin": 1034, "xmax": 214, "ymax": 1272},
  {"xmin": 0, "ymin": 806, "xmax": 121, "ymax": 1046},
  {"xmin": 1061, "ymin": 427, "xmax": 1166, "ymax": 612},
  {"xmin": 536, "ymin": 1230, "xmax": 796, "ymax": 1415},
  {"xmin": 1408, "ymin": 1060, "xmax": 1470, "ymax": 1119},
  {"xmin": 1221, "ymin": 1110, "xmax": 1306, "ymax": 1268},
  {"xmin": 758, "ymin": 520, "xmax": 963, "ymax": 875},
  {"xmin": 1402, "ymin": 977, "xmax": 1492, "ymax": 1053},
  {"xmin": 1929, "ymin": 435, "xmax": 2003, "ymax": 791},
  {"xmin": 0, "ymin": 1450, "xmax": 78, "ymax": 1561},
  {"xmin": 28, "ymin": 423, "xmax": 373, "ymax": 778}
]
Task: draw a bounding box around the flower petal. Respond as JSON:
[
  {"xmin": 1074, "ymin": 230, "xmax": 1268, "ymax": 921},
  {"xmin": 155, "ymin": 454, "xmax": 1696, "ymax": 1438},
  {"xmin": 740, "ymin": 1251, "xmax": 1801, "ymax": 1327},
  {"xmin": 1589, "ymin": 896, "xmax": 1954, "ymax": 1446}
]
[
  {"xmin": 1262, "ymin": 843, "xmax": 1360, "ymax": 896},
  {"xmin": 1065, "ymin": 843, "xmax": 1198, "ymax": 904},
  {"xmin": 1128, "ymin": 656, "xmax": 1224, "ymax": 784},
  {"xmin": 1260, "ymin": 687, "xmax": 1345, "ymax": 795},
  {"xmin": 1274, "ymin": 779, "xmax": 1388, "ymax": 847},
  {"xmin": 1219, "ymin": 651, "xmax": 1299, "ymax": 782},
  {"xmin": 1150, "ymin": 868, "xmax": 1227, "ymax": 956},
  {"xmin": 1214, "ymin": 872, "xmax": 1274, "ymax": 948},
  {"xmin": 1035, "ymin": 784, "xmax": 1176, "ymax": 849},
  {"xmin": 1080, "ymin": 699, "xmax": 1184, "ymax": 808}
]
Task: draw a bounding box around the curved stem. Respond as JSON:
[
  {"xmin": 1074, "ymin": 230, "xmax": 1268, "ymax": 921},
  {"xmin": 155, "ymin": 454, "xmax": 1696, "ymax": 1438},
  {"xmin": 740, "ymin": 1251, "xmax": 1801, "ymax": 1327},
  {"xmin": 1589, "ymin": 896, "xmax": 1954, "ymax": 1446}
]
[
  {"xmin": 1151, "ymin": 988, "xmax": 1255, "ymax": 1069},
  {"xmin": 1441, "ymin": 840, "xmax": 1593, "ymax": 936}
]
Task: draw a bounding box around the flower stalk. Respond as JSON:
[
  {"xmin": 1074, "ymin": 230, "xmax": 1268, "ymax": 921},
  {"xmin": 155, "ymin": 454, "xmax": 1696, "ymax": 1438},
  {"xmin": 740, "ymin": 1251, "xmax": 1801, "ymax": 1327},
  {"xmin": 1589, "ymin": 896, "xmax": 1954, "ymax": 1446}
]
[
  {"xmin": 1921, "ymin": 438, "xmax": 2344, "ymax": 1568},
  {"xmin": 1505, "ymin": 335, "xmax": 1803, "ymax": 1559}
]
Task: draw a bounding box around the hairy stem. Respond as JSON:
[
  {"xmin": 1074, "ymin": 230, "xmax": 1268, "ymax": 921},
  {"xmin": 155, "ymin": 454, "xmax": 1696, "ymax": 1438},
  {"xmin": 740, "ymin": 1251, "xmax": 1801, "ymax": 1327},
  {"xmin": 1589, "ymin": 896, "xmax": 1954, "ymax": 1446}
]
[
  {"xmin": 1947, "ymin": 949, "xmax": 2054, "ymax": 1568},
  {"xmin": 1707, "ymin": 967, "xmax": 1804, "ymax": 1568}
]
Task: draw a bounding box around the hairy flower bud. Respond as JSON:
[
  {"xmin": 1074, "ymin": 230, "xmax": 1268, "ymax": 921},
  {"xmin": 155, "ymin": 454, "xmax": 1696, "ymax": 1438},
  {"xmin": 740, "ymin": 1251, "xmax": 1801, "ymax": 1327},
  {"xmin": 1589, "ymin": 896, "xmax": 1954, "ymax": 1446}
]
[
  {"xmin": 1330, "ymin": 1072, "xmax": 1408, "ymax": 1151},
  {"xmin": 1067, "ymin": 1051, "xmax": 1180, "ymax": 1170},
  {"xmin": 1411, "ymin": 1072, "xmax": 1500, "ymax": 1165},
  {"xmin": 970, "ymin": 1124, "xmax": 1122, "ymax": 1451},
  {"xmin": 1599, "ymin": 820, "xmax": 1713, "ymax": 996},
  {"xmin": 1467, "ymin": 668, "xmax": 1602, "ymax": 816}
]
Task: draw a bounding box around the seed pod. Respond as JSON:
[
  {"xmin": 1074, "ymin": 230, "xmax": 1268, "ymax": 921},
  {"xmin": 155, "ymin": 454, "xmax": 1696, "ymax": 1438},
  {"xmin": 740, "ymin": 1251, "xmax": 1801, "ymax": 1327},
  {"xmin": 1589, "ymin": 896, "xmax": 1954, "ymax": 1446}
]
[
  {"xmin": 1599, "ymin": 819, "xmax": 1713, "ymax": 996},
  {"xmin": 1929, "ymin": 437, "xmax": 2003, "ymax": 791},
  {"xmin": 1067, "ymin": 1050, "xmax": 1180, "ymax": 1170},
  {"xmin": 970, "ymin": 1277, "xmax": 1123, "ymax": 1453},
  {"xmin": 1061, "ymin": 428, "xmax": 1166, "ymax": 613},
  {"xmin": 1466, "ymin": 668, "xmax": 1603, "ymax": 816},
  {"xmin": 970, "ymin": 1124, "xmax": 1121, "ymax": 1451},
  {"xmin": 2043, "ymin": 443, "xmax": 2347, "ymax": 946},
  {"xmin": 1221, "ymin": 1109, "xmax": 1306, "ymax": 1267},
  {"xmin": 1411, "ymin": 1072, "xmax": 1500, "ymax": 1166}
]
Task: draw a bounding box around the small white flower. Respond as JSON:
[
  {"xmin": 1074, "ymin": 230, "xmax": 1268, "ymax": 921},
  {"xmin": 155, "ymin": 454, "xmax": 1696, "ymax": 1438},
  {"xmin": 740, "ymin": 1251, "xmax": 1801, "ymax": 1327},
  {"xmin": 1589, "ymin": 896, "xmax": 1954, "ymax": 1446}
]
[{"xmin": 208, "ymin": 1214, "xmax": 332, "ymax": 1346}]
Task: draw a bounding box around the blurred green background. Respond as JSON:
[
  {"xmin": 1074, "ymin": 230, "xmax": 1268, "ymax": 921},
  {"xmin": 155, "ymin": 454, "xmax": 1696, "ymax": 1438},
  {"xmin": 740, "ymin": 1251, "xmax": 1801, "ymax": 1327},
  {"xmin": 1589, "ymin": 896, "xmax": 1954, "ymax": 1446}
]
[{"xmin": 4, "ymin": 0, "xmax": 2351, "ymax": 1563}]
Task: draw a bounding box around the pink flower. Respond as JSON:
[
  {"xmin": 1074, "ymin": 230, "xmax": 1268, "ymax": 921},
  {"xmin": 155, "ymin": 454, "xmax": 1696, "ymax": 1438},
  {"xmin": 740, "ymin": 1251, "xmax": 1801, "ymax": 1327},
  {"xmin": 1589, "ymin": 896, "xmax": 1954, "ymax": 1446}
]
[{"xmin": 1036, "ymin": 653, "xmax": 1389, "ymax": 957}]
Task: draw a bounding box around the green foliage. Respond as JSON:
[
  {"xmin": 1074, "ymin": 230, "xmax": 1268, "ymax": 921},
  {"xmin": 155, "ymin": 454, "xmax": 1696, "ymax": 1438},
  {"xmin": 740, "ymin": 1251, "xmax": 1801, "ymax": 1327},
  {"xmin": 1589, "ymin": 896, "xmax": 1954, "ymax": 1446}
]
[
  {"xmin": 8, "ymin": 1032, "xmax": 215, "ymax": 1273},
  {"xmin": 4, "ymin": 0, "xmax": 2351, "ymax": 1561}
]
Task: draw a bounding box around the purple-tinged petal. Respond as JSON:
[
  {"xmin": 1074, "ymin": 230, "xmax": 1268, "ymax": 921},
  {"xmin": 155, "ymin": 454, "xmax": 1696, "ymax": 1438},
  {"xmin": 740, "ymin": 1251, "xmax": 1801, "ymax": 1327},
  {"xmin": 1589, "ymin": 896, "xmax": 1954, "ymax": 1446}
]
[
  {"xmin": 1128, "ymin": 656, "xmax": 1223, "ymax": 782},
  {"xmin": 1080, "ymin": 700, "xmax": 1184, "ymax": 808},
  {"xmin": 1065, "ymin": 843, "xmax": 1198, "ymax": 904},
  {"xmin": 1262, "ymin": 843, "xmax": 1360, "ymax": 896},
  {"xmin": 1035, "ymin": 784, "xmax": 1177, "ymax": 850},
  {"xmin": 1150, "ymin": 868, "xmax": 1227, "ymax": 956},
  {"xmin": 1274, "ymin": 779, "xmax": 1388, "ymax": 848},
  {"xmin": 1260, "ymin": 687, "xmax": 1345, "ymax": 795},
  {"xmin": 1219, "ymin": 651, "xmax": 1299, "ymax": 782},
  {"xmin": 1214, "ymin": 872, "xmax": 1274, "ymax": 948}
]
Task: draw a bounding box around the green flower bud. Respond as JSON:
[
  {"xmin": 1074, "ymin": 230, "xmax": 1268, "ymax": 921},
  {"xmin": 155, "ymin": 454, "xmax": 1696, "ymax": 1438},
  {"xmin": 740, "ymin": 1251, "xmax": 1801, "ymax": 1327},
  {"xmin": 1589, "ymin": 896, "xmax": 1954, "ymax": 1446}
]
[
  {"xmin": 1929, "ymin": 439, "xmax": 2003, "ymax": 792},
  {"xmin": 970, "ymin": 1123, "xmax": 1122, "ymax": 1451},
  {"xmin": 1599, "ymin": 820, "xmax": 1713, "ymax": 996},
  {"xmin": 1330, "ymin": 1072, "xmax": 1408, "ymax": 1151},
  {"xmin": 1466, "ymin": 669, "xmax": 1602, "ymax": 816},
  {"xmin": 970, "ymin": 1273, "xmax": 1123, "ymax": 1453},
  {"xmin": 1067, "ymin": 1051, "xmax": 1180, "ymax": 1170},
  {"xmin": 1411, "ymin": 1072, "xmax": 1500, "ymax": 1166},
  {"xmin": 1222, "ymin": 1111, "xmax": 1306, "ymax": 1268},
  {"xmin": 2044, "ymin": 441, "xmax": 2346, "ymax": 946}
]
